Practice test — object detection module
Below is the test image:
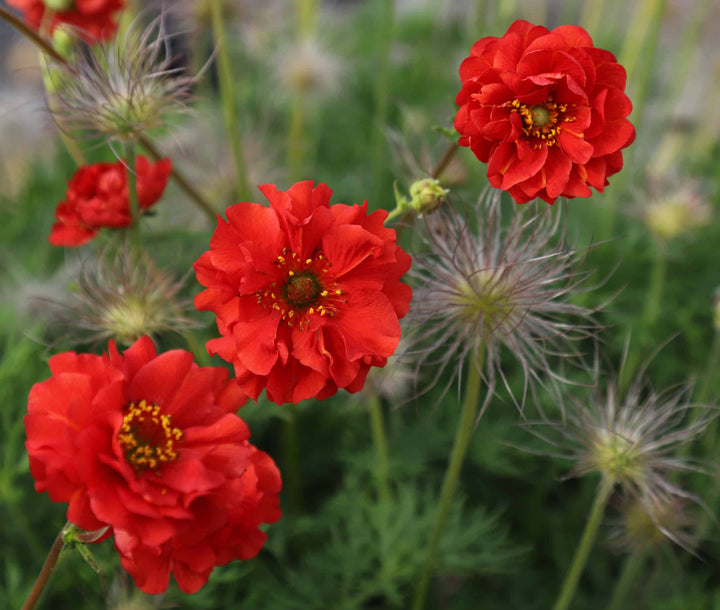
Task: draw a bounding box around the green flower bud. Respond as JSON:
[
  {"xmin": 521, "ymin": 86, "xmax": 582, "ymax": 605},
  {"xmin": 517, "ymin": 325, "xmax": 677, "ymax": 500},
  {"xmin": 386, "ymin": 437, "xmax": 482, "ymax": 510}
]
[{"xmin": 408, "ymin": 178, "xmax": 448, "ymax": 215}]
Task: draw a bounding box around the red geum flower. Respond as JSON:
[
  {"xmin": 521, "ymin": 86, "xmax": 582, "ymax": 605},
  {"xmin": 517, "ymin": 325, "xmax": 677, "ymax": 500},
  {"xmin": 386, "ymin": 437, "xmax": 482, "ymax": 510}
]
[
  {"xmin": 49, "ymin": 156, "xmax": 172, "ymax": 247},
  {"xmin": 6, "ymin": 0, "xmax": 125, "ymax": 41},
  {"xmin": 25, "ymin": 336, "xmax": 282, "ymax": 594},
  {"xmin": 194, "ymin": 180, "xmax": 413, "ymax": 405},
  {"xmin": 454, "ymin": 20, "xmax": 635, "ymax": 205}
]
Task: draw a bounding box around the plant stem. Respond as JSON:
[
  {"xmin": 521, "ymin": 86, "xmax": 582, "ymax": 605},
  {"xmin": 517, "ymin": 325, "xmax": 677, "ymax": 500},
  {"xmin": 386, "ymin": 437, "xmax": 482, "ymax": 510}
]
[
  {"xmin": 552, "ymin": 476, "xmax": 614, "ymax": 610},
  {"xmin": 432, "ymin": 142, "xmax": 459, "ymax": 180},
  {"xmin": 209, "ymin": 0, "xmax": 251, "ymax": 201},
  {"xmin": 580, "ymin": 0, "xmax": 605, "ymax": 37},
  {"xmin": 619, "ymin": 240, "xmax": 666, "ymax": 391},
  {"xmin": 367, "ymin": 390, "xmax": 391, "ymax": 503},
  {"xmin": 138, "ymin": 135, "xmax": 217, "ymax": 223},
  {"xmin": 123, "ymin": 141, "xmax": 141, "ymax": 250},
  {"xmin": 282, "ymin": 404, "xmax": 303, "ymax": 513},
  {"xmin": 22, "ymin": 523, "xmax": 67, "ymax": 610},
  {"xmin": 606, "ymin": 548, "xmax": 648, "ymax": 610},
  {"xmin": 0, "ymin": 7, "xmax": 68, "ymax": 65},
  {"xmin": 412, "ymin": 346, "xmax": 484, "ymax": 610},
  {"xmin": 369, "ymin": 0, "xmax": 395, "ymax": 206}
]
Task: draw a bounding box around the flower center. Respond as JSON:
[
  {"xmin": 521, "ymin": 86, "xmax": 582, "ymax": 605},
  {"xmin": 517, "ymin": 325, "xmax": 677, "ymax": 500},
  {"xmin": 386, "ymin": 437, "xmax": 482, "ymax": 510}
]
[
  {"xmin": 451, "ymin": 270, "xmax": 515, "ymax": 332},
  {"xmin": 509, "ymin": 96, "xmax": 576, "ymax": 149},
  {"xmin": 256, "ymin": 248, "xmax": 344, "ymax": 330},
  {"xmin": 117, "ymin": 400, "xmax": 183, "ymax": 473}
]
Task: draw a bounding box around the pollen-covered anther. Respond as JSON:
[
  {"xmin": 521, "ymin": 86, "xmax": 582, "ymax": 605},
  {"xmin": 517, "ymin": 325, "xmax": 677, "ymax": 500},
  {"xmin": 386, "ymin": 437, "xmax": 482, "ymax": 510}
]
[
  {"xmin": 256, "ymin": 249, "xmax": 343, "ymax": 329},
  {"xmin": 508, "ymin": 96, "xmax": 573, "ymax": 149},
  {"xmin": 117, "ymin": 400, "xmax": 183, "ymax": 473}
]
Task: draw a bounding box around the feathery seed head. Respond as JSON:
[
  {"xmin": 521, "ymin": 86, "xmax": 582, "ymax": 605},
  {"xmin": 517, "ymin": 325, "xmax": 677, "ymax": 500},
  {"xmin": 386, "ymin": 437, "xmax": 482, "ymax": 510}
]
[
  {"xmin": 406, "ymin": 189, "xmax": 596, "ymax": 410},
  {"xmin": 50, "ymin": 247, "xmax": 196, "ymax": 346},
  {"xmin": 532, "ymin": 370, "xmax": 716, "ymax": 503},
  {"xmin": 50, "ymin": 14, "xmax": 194, "ymax": 143}
]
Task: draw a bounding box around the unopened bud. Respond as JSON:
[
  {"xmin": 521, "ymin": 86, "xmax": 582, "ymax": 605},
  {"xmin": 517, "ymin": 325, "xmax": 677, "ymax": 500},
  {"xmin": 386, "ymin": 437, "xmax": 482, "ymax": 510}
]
[{"xmin": 408, "ymin": 178, "xmax": 448, "ymax": 215}]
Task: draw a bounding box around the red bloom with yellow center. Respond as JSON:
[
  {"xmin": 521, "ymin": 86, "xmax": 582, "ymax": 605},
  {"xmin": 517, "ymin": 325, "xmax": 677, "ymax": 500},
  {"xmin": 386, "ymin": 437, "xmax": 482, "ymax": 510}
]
[
  {"xmin": 6, "ymin": 0, "xmax": 125, "ymax": 41},
  {"xmin": 25, "ymin": 336, "xmax": 281, "ymax": 594},
  {"xmin": 455, "ymin": 20, "xmax": 635, "ymax": 204},
  {"xmin": 193, "ymin": 181, "xmax": 413, "ymax": 405},
  {"xmin": 49, "ymin": 156, "xmax": 172, "ymax": 247}
]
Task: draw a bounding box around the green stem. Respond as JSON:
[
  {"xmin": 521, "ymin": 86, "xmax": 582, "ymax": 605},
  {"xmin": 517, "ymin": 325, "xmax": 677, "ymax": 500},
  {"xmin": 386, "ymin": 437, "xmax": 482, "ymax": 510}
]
[
  {"xmin": 618, "ymin": 0, "xmax": 665, "ymax": 89},
  {"xmin": 209, "ymin": 0, "xmax": 251, "ymax": 201},
  {"xmin": 369, "ymin": 0, "xmax": 395, "ymax": 206},
  {"xmin": 22, "ymin": 523, "xmax": 67, "ymax": 610},
  {"xmin": 138, "ymin": 135, "xmax": 217, "ymax": 223},
  {"xmin": 412, "ymin": 346, "xmax": 484, "ymax": 610},
  {"xmin": 619, "ymin": 240, "xmax": 666, "ymax": 392},
  {"xmin": 552, "ymin": 476, "xmax": 614, "ymax": 610},
  {"xmin": 697, "ymin": 329, "xmax": 720, "ymax": 408},
  {"xmin": 432, "ymin": 142, "xmax": 459, "ymax": 180},
  {"xmin": 367, "ymin": 391, "xmax": 391, "ymax": 504},
  {"xmin": 282, "ymin": 405, "xmax": 303, "ymax": 513},
  {"xmin": 123, "ymin": 141, "xmax": 141, "ymax": 251},
  {"xmin": 606, "ymin": 548, "xmax": 648, "ymax": 610}
]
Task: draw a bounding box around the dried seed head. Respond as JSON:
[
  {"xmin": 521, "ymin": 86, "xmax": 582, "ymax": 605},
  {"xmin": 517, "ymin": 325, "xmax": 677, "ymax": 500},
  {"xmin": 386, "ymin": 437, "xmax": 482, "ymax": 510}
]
[
  {"xmin": 277, "ymin": 38, "xmax": 343, "ymax": 99},
  {"xmin": 49, "ymin": 13, "xmax": 195, "ymax": 143},
  {"xmin": 614, "ymin": 494, "xmax": 699, "ymax": 553},
  {"xmin": 406, "ymin": 189, "xmax": 596, "ymax": 411},
  {"xmin": 46, "ymin": 247, "xmax": 196, "ymax": 346},
  {"xmin": 526, "ymin": 365, "xmax": 716, "ymax": 504},
  {"xmin": 639, "ymin": 183, "xmax": 710, "ymax": 241}
]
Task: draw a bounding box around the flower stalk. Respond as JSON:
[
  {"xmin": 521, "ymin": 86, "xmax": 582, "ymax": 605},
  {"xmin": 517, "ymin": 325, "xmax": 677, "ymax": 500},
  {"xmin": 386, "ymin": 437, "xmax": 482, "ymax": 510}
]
[
  {"xmin": 22, "ymin": 523, "xmax": 68, "ymax": 610},
  {"xmin": 367, "ymin": 391, "xmax": 391, "ymax": 504},
  {"xmin": 552, "ymin": 476, "xmax": 614, "ymax": 610},
  {"xmin": 209, "ymin": 0, "xmax": 251, "ymax": 201},
  {"xmin": 606, "ymin": 547, "xmax": 648, "ymax": 610},
  {"xmin": 412, "ymin": 345, "xmax": 484, "ymax": 610}
]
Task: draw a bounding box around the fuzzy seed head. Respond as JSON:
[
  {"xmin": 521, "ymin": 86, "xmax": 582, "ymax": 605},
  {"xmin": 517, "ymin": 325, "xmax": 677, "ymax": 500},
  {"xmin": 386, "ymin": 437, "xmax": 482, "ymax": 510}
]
[
  {"xmin": 528, "ymin": 371, "xmax": 716, "ymax": 504},
  {"xmin": 48, "ymin": 247, "xmax": 196, "ymax": 347},
  {"xmin": 406, "ymin": 189, "xmax": 596, "ymax": 410},
  {"xmin": 640, "ymin": 186, "xmax": 710, "ymax": 241},
  {"xmin": 50, "ymin": 14, "xmax": 194, "ymax": 143}
]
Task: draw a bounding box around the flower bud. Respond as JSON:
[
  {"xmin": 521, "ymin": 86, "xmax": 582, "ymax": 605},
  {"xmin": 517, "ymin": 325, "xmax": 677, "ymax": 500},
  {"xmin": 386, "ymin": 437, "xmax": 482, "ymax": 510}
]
[{"xmin": 408, "ymin": 178, "xmax": 448, "ymax": 215}]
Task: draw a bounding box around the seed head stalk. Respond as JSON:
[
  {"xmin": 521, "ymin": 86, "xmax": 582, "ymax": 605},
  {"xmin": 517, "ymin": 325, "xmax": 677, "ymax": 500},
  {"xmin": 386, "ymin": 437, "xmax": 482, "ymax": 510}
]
[
  {"xmin": 124, "ymin": 141, "xmax": 141, "ymax": 250},
  {"xmin": 209, "ymin": 0, "xmax": 251, "ymax": 201},
  {"xmin": 552, "ymin": 476, "xmax": 614, "ymax": 610},
  {"xmin": 412, "ymin": 344, "xmax": 484, "ymax": 610}
]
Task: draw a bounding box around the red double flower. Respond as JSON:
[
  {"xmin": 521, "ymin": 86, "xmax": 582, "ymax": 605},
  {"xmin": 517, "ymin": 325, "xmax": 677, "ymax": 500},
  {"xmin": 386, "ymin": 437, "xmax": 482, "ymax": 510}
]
[
  {"xmin": 49, "ymin": 156, "xmax": 172, "ymax": 247},
  {"xmin": 455, "ymin": 20, "xmax": 635, "ymax": 204},
  {"xmin": 25, "ymin": 336, "xmax": 281, "ymax": 594},
  {"xmin": 6, "ymin": 0, "xmax": 125, "ymax": 41},
  {"xmin": 194, "ymin": 181, "xmax": 413, "ymax": 405}
]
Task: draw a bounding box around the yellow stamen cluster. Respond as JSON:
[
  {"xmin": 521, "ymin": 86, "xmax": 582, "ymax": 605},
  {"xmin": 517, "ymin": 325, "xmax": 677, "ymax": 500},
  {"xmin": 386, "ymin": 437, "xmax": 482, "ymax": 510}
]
[
  {"xmin": 508, "ymin": 97, "xmax": 576, "ymax": 149},
  {"xmin": 256, "ymin": 248, "xmax": 345, "ymax": 330},
  {"xmin": 117, "ymin": 400, "xmax": 183, "ymax": 473}
]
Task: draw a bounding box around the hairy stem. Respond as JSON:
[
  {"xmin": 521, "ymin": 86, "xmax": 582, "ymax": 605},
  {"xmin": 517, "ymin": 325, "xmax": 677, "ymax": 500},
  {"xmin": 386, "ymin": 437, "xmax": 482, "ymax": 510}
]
[
  {"xmin": 138, "ymin": 135, "xmax": 217, "ymax": 223},
  {"xmin": 412, "ymin": 346, "xmax": 484, "ymax": 610},
  {"xmin": 552, "ymin": 476, "xmax": 614, "ymax": 610},
  {"xmin": 22, "ymin": 523, "xmax": 67, "ymax": 610}
]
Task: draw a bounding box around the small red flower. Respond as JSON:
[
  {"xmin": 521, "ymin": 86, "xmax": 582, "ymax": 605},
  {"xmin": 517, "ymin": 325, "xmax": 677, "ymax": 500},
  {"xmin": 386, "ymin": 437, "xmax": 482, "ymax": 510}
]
[
  {"xmin": 194, "ymin": 181, "xmax": 413, "ymax": 405},
  {"xmin": 6, "ymin": 0, "xmax": 125, "ymax": 41},
  {"xmin": 25, "ymin": 336, "xmax": 282, "ymax": 594},
  {"xmin": 455, "ymin": 20, "xmax": 635, "ymax": 205},
  {"xmin": 49, "ymin": 156, "xmax": 172, "ymax": 247}
]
